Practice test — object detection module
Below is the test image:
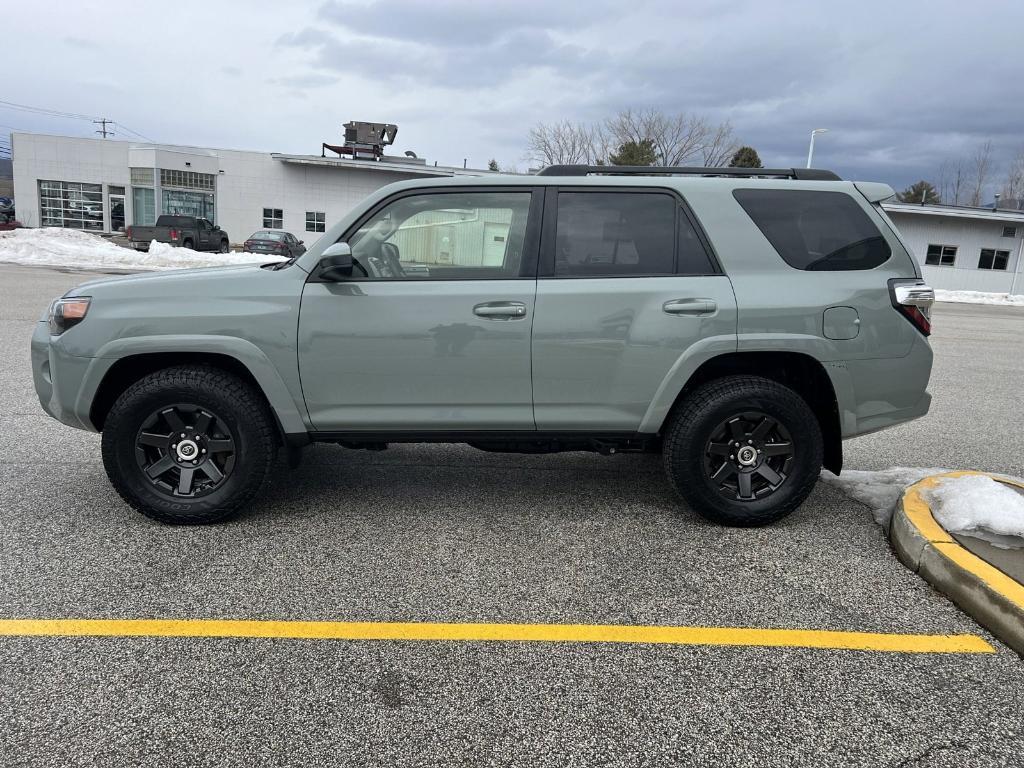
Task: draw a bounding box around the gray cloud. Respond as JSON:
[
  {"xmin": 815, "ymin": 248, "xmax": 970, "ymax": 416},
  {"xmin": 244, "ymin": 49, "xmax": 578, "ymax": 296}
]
[{"xmin": 5, "ymin": 1, "xmax": 1023, "ymax": 196}]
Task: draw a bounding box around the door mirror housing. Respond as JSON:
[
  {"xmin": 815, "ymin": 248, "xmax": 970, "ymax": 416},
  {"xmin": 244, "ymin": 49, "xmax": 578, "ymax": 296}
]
[{"xmin": 318, "ymin": 241, "xmax": 353, "ymax": 281}]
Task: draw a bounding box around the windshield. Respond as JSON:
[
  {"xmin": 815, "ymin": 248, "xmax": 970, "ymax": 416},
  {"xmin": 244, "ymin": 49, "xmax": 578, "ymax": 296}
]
[{"xmin": 251, "ymin": 231, "xmax": 285, "ymax": 241}]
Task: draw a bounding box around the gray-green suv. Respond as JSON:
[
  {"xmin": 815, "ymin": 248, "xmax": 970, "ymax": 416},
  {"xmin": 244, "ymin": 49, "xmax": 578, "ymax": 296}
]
[{"xmin": 32, "ymin": 165, "xmax": 935, "ymax": 526}]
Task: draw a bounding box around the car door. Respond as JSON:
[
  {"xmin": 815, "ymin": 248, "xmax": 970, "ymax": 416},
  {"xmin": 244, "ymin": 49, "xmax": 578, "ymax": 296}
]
[
  {"xmin": 531, "ymin": 188, "xmax": 737, "ymax": 431},
  {"xmin": 195, "ymin": 218, "xmax": 210, "ymax": 250},
  {"xmin": 298, "ymin": 187, "xmax": 542, "ymax": 431}
]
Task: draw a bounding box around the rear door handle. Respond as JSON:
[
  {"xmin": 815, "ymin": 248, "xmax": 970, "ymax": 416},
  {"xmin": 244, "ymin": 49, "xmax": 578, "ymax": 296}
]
[
  {"xmin": 663, "ymin": 298, "xmax": 717, "ymax": 316},
  {"xmin": 473, "ymin": 301, "xmax": 527, "ymax": 320}
]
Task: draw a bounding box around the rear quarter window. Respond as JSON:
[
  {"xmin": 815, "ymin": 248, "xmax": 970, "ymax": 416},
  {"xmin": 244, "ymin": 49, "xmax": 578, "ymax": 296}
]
[{"xmin": 733, "ymin": 189, "xmax": 891, "ymax": 271}]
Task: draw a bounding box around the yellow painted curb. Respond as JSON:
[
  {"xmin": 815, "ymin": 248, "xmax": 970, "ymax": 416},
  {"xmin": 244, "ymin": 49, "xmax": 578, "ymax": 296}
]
[
  {"xmin": 0, "ymin": 618, "xmax": 993, "ymax": 654},
  {"xmin": 893, "ymin": 471, "xmax": 1024, "ymax": 655}
]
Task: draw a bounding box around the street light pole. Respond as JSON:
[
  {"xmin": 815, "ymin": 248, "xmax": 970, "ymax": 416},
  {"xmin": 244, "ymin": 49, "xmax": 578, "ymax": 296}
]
[{"xmin": 807, "ymin": 128, "xmax": 829, "ymax": 168}]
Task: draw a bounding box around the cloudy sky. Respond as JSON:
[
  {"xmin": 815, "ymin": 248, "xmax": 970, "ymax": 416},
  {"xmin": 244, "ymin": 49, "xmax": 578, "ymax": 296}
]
[{"xmin": 3, "ymin": 0, "xmax": 1022, "ymax": 196}]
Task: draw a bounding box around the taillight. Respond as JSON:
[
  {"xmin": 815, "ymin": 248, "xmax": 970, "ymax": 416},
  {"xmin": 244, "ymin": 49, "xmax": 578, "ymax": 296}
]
[
  {"xmin": 126, "ymin": 226, "xmax": 132, "ymax": 239},
  {"xmin": 169, "ymin": 228, "xmax": 179, "ymax": 241},
  {"xmin": 889, "ymin": 279, "xmax": 934, "ymax": 336}
]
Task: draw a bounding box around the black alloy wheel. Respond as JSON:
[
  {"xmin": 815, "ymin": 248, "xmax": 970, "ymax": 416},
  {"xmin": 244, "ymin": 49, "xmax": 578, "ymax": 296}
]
[
  {"xmin": 703, "ymin": 411, "xmax": 795, "ymax": 501},
  {"xmin": 134, "ymin": 404, "xmax": 236, "ymax": 498}
]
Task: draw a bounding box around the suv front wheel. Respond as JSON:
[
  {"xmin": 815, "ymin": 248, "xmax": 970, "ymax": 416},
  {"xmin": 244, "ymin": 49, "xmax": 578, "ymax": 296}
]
[
  {"xmin": 101, "ymin": 366, "xmax": 278, "ymax": 524},
  {"xmin": 663, "ymin": 376, "xmax": 823, "ymax": 526}
]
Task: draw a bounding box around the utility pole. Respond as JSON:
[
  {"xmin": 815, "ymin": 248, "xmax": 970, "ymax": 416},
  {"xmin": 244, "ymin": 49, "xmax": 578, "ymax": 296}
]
[{"xmin": 93, "ymin": 118, "xmax": 114, "ymax": 138}]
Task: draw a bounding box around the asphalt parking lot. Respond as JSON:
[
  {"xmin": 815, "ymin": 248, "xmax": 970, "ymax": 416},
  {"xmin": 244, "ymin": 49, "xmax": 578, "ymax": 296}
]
[{"xmin": 1, "ymin": 263, "xmax": 1023, "ymax": 767}]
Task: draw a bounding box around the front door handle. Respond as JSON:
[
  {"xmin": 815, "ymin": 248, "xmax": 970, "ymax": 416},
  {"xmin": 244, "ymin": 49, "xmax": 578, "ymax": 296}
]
[
  {"xmin": 663, "ymin": 298, "xmax": 717, "ymax": 316},
  {"xmin": 473, "ymin": 301, "xmax": 527, "ymax": 320}
]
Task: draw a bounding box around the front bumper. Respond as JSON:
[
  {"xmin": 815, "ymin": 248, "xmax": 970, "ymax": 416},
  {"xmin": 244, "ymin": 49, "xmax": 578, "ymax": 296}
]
[{"xmin": 31, "ymin": 321, "xmax": 97, "ymax": 431}]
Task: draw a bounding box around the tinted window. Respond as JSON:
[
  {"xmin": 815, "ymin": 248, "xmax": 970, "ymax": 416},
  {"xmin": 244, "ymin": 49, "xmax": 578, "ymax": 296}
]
[
  {"xmin": 555, "ymin": 192, "xmax": 676, "ymax": 276},
  {"xmin": 348, "ymin": 191, "xmax": 532, "ymax": 280},
  {"xmin": 678, "ymin": 211, "xmax": 715, "ymax": 274},
  {"xmin": 733, "ymin": 189, "xmax": 892, "ymax": 271}
]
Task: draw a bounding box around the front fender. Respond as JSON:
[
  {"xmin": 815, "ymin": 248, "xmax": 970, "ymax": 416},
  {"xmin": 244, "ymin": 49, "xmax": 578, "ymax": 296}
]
[{"xmin": 79, "ymin": 335, "xmax": 309, "ymax": 434}]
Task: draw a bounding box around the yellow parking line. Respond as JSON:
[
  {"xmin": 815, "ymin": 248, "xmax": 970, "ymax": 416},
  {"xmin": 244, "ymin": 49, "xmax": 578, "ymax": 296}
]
[{"xmin": 0, "ymin": 619, "xmax": 994, "ymax": 654}]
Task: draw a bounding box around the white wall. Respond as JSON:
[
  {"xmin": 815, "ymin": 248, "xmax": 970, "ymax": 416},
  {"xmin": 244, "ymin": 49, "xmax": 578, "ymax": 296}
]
[
  {"xmin": 11, "ymin": 133, "xmax": 435, "ymax": 244},
  {"xmin": 888, "ymin": 210, "xmax": 1024, "ymax": 293}
]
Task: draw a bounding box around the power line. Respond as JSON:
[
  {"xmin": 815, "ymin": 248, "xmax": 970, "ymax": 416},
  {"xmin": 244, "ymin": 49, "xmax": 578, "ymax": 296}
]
[
  {"xmin": 0, "ymin": 100, "xmax": 156, "ymax": 143},
  {"xmin": 113, "ymin": 122, "xmax": 154, "ymax": 142},
  {"xmin": 0, "ymin": 99, "xmax": 99, "ymax": 121}
]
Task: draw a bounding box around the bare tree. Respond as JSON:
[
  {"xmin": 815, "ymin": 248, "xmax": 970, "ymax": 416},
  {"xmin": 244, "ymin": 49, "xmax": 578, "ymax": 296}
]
[
  {"xmin": 528, "ymin": 110, "xmax": 739, "ymax": 169},
  {"xmin": 1001, "ymin": 148, "xmax": 1024, "ymax": 205},
  {"xmin": 526, "ymin": 121, "xmax": 600, "ymax": 166},
  {"xmin": 938, "ymin": 158, "xmax": 966, "ymax": 206},
  {"xmin": 602, "ymin": 109, "xmax": 737, "ymax": 167},
  {"xmin": 968, "ymin": 139, "xmax": 993, "ymax": 207},
  {"xmin": 700, "ymin": 119, "xmax": 738, "ymax": 167}
]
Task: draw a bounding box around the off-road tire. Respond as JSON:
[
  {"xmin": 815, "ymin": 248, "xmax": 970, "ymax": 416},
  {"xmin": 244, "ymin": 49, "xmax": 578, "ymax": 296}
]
[
  {"xmin": 663, "ymin": 375, "xmax": 823, "ymax": 527},
  {"xmin": 101, "ymin": 365, "xmax": 277, "ymax": 524}
]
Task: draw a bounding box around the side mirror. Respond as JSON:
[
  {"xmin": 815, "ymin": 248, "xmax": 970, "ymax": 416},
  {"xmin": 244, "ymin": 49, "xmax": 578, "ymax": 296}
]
[
  {"xmin": 318, "ymin": 242, "xmax": 353, "ymax": 281},
  {"xmin": 298, "ymin": 240, "xmax": 304, "ymax": 246}
]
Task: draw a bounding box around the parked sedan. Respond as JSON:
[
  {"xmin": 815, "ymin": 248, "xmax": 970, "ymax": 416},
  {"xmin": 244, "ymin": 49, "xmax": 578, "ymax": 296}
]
[
  {"xmin": 242, "ymin": 230, "xmax": 306, "ymax": 258},
  {"xmin": 0, "ymin": 196, "xmax": 14, "ymax": 223}
]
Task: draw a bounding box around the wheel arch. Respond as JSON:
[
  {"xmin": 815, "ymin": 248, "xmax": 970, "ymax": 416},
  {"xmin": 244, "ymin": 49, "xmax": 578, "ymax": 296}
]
[
  {"xmin": 84, "ymin": 339, "xmax": 309, "ymax": 444},
  {"xmin": 661, "ymin": 351, "xmax": 843, "ymax": 474}
]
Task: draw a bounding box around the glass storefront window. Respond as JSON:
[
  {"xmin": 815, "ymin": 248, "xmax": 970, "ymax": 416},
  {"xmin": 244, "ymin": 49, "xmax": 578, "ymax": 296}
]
[
  {"xmin": 132, "ymin": 187, "xmax": 156, "ymax": 226},
  {"xmin": 38, "ymin": 180, "xmax": 104, "ymax": 231},
  {"xmin": 162, "ymin": 189, "xmax": 215, "ymax": 221}
]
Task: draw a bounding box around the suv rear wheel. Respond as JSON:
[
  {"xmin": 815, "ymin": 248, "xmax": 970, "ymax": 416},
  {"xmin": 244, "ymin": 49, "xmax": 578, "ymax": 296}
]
[
  {"xmin": 101, "ymin": 366, "xmax": 277, "ymax": 524},
  {"xmin": 663, "ymin": 376, "xmax": 822, "ymax": 526}
]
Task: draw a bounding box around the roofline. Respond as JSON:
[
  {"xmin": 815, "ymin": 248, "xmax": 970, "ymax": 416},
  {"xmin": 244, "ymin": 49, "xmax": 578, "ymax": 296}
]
[
  {"xmin": 269, "ymin": 153, "xmax": 491, "ymax": 177},
  {"xmin": 882, "ymin": 201, "xmax": 1024, "ymax": 223}
]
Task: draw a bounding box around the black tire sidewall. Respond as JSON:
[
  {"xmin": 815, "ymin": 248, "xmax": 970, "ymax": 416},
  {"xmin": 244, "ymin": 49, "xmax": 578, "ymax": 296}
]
[
  {"xmin": 102, "ymin": 369, "xmax": 274, "ymax": 523},
  {"xmin": 664, "ymin": 378, "xmax": 823, "ymax": 526}
]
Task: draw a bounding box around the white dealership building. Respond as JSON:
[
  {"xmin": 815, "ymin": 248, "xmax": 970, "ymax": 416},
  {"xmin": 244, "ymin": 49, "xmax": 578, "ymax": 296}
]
[
  {"xmin": 8, "ymin": 130, "xmax": 1024, "ymax": 294},
  {"xmin": 8, "ymin": 131, "xmax": 486, "ymax": 245},
  {"xmin": 882, "ymin": 201, "xmax": 1024, "ymax": 294}
]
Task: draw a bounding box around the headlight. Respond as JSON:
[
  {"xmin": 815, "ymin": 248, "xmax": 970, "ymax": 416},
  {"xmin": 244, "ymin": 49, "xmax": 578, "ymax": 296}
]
[{"xmin": 48, "ymin": 297, "xmax": 91, "ymax": 335}]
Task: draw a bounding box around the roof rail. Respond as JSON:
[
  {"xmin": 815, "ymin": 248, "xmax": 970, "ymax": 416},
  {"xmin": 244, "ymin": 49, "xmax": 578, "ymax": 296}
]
[{"xmin": 535, "ymin": 165, "xmax": 842, "ymax": 181}]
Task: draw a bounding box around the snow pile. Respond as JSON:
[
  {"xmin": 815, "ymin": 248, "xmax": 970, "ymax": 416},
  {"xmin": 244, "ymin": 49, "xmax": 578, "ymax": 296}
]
[
  {"xmin": 923, "ymin": 474, "xmax": 1024, "ymax": 549},
  {"xmin": 820, "ymin": 467, "xmax": 950, "ymax": 525},
  {"xmin": 934, "ymin": 289, "xmax": 1024, "ymax": 307},
  {"xmin": 0, "ymin": 227, "xmax": 286, "ymax": 271}
]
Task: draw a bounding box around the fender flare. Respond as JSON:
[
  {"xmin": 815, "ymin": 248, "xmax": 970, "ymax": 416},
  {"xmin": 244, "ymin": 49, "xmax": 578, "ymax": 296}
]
[{"xmin": 77, "ymin": 335, "xmax": 309, "ymax": 435}]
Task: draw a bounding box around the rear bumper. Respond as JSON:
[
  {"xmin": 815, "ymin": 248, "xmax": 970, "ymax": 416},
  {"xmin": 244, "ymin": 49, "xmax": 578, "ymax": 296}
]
[{"xmin": 827, "ymin": 333, "xmax": 934, "ymax": 439}]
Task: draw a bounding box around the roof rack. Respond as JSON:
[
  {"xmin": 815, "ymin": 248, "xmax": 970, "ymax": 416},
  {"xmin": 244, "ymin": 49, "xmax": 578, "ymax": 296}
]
[{"xmin": 535, "ymin": 165, "xmax": 842, "ymax": 181}]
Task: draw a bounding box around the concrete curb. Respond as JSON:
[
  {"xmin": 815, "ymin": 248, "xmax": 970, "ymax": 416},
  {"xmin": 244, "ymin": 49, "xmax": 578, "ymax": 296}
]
[{"xmin": 890, "ymin": 470, "xmax": 1024, "ymax": 656}]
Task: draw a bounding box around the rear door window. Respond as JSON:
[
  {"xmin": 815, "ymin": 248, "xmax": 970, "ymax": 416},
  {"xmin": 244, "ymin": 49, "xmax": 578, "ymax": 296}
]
[
  {"xmin": 554, "ymin": 192, "xmax": 676, "ymax": 276},
  {"xmin": 733, "ymin": 189, "xmax": 892, "ymax": 271}
]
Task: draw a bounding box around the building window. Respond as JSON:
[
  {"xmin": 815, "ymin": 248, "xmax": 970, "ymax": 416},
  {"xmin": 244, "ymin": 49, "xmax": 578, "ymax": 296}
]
[
  {"xmin": 163, "ymin": 189, "xmax": 215, "ymax": 222},
  {"xmin": 1002, "ymin": 226, "xmax": 1018, "ymax": 238},
  {"xmin": 159, "ymin": 169, "xmax": 215, "ymax": 191},
  {"xmin": 305, "ymin": 211, "xmax": 326, "ymax": 232},
  {"xmin": 132, "ymin": 187, "xmax": 156, "ymax": 226},
  {"xmin": 925, "ymin": 244, "xmax": 957, "ymax": 266},
  {"xmin": 978, "ymin": 249, "xmax": 1010, "ymax": 270},
  {"xmin": 130, "ymin": 167, "xmax": 155, "ymax": 186},
  {"xmin": 38, "ymin": 180, "xmax": 104, "ymax": 231},
  {"xmin": 263, "ymin": 208, "xmax": 283, "ymax": 228}
]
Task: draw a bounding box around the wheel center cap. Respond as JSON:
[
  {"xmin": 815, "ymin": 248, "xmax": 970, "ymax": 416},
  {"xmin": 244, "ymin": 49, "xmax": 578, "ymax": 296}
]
[
  {"xmin": 176, "ymin": 439, "xmax": 198, "ymax": 460},
  {"xmin": 736, "ymin": 445, "xmax": 758, "ymax": 467}
]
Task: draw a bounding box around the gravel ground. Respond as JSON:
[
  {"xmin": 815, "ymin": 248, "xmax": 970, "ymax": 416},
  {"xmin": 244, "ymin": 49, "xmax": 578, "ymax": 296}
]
[{"xmin": 1, "ymin": 264, "xmax": 1023, "ymax": 767}]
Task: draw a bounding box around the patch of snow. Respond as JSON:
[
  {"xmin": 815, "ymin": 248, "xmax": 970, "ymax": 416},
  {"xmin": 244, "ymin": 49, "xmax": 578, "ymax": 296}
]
[
  {"xmin": 934, "ymin": 289, "xmax": 1024, "ymax": 307},
  {"xmin": 923, "ymin": 474, "xmax": 1024, "ymax": 549},
  {"xmin": 819, "ymin": 467, "xmax": 950, "ymax": 525},
  {"xmin": 0, "ymin": 227, "xmax": 286, "ymax": 271}
]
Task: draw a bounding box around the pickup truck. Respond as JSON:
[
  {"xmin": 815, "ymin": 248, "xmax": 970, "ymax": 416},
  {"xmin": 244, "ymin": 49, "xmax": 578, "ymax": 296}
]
[{"xmin": 127, "ymin": 215, "xmax": 230, "ymax": 253}]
